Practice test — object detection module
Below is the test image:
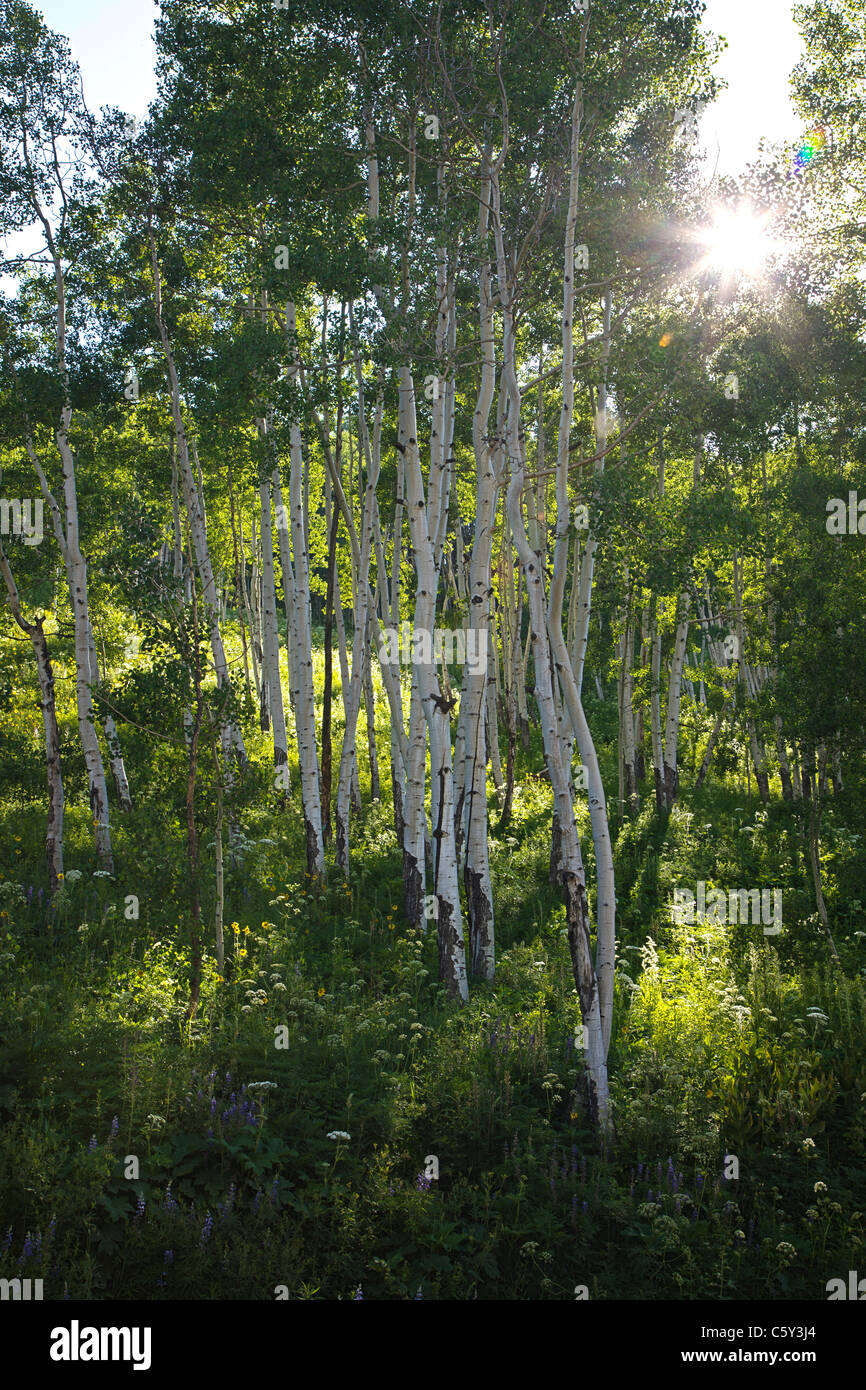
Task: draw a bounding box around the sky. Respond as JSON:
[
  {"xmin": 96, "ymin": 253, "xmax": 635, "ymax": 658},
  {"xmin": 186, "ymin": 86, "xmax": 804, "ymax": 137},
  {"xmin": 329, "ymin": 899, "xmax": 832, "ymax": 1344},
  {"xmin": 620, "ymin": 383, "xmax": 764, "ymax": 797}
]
[
  {"xmin": 699, "ymin": 0, "xmax": 807, "ymax": 176},
  {"xmin": 34, "ymin": 0, "xmax": 159, "ymax": 121}
]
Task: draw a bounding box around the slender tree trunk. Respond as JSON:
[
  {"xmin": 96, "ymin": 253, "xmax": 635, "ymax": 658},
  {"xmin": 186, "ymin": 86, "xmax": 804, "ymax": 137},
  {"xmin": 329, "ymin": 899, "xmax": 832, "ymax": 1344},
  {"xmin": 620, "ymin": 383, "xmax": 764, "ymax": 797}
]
[
  {"xmin": 283, "ymin": 302, "xmax": 325, "ymax": 876},
  {"xmin": 662, "ymin": 591, "xmax": 690, "ymax": 809},
  {"xmin": 494, "ymin": 141, "xmax": 610, "ymax": 1122},
  {"xmin": 0, "ymin": 542, "xmax": 64, "ymax": 891},
  {"xmin": 259, "ymin": 470, "xmax": 289, "ymax": 795},
  {"xmin": 321, "ymin": 487, "xmax": 339, "ymax": 843}
]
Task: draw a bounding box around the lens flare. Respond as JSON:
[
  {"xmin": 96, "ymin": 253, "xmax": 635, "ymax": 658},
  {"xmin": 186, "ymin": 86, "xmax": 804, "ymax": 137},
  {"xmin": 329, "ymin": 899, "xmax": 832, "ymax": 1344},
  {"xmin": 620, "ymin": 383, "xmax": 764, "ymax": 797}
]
[
  {"xmin": 793, "ymin": 126, "xmax": 827, "ymax": 171},
  {"xmin": 693, "ymin": 203, "xmax": 777, "ymax": 283}
]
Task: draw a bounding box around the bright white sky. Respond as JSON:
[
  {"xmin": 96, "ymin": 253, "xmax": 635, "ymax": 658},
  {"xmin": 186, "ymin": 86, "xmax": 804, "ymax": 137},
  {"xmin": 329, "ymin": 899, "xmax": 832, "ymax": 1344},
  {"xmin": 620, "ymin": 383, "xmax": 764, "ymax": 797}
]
[
  {"xmin": 32, "ymin": 0, "xmax": 807, "ymax": 176},
  {"xmin": 699, "ymin": 0, "xmax": 806, "ymax": 176},
  {"xmin": 35, "ymin": 0, "xmax": 159, "ymax": 121}
]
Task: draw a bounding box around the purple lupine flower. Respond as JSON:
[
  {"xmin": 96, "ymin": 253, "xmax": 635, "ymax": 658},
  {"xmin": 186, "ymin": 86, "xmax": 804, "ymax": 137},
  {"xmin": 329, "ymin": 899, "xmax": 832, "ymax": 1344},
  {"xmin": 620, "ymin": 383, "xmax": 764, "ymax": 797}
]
[
  {"xmin": 27, "ymin": 885, "xmax": 33, "ymax": 904},
  {"xmin": 637, "ymin": 1162, "xmax": 644, "ymax": 1179},
  {"xmin": 197, "ymin": 1089, "xmax": 203, "ymax": 1100},
  {"xmin": 110, "ymin": 1116, "xmax": 119, "ymax": 1139},
  {"xmin": 582, "ymin": 1200, "xmax": 589, "ymax": 1214},
  {"xmin": 164, "ymin": 1250, "xmax": 174, "ymax": 1265},
  {"xmin": 135, "ymin": 1197, "xmax": 146, "ymax": 1219},
  {"xmin": 416, "ymin": 1172, "xmax": 432, "ymax": 1192},
  {"xmin": 207, "ymin": 1128, "xmax": 214, "ymax": 1141},
  {"xmin": 353, "ymin": 1285, "xmax": 363, "ymax": 1300},
  {"xmin": 414, "ymin": 1286, "xmax": 423, "ymax": 1300},
  {"xmin": 165, "ymin": 1188, "xmax": 177, "ymax": 1212},
  {"xmin": 225, "ymin": 1073, "xmax": 231, "ymax": 1084},
  {"xmin": 696, "ymin": 1172, "xmax": 704, "ymax": 1188},
  {"xmin": 88, "ymin": 1134, "xmax": 98, "ymax": 1151},
  {"xmin": 271, "ymin": 1177, "xmax": 279, "ymax": 1203},
  {"xmin": 210, "ymin": 1097, "xmax": 217, "ymax": 1116},
  {"xmin": 47, "ymin": 1219, "xmax": 56, "ymax": 1241},
  {"xmin": 200, "ymin": 1213, "xmax": 213, "ymax": 1245}
]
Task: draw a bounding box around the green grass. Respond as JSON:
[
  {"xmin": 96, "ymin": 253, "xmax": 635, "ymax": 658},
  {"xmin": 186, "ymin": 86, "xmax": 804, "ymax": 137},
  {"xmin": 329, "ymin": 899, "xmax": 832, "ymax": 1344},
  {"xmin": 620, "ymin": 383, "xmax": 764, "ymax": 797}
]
[{"xmin": 1, "ymin": 650, "xmax": 865, "ymax": 1299}]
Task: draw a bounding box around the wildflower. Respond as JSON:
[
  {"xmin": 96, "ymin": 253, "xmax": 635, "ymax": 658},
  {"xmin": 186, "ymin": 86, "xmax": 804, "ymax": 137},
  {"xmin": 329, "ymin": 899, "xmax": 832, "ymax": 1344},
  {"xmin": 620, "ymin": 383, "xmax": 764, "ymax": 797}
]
[
  {"xmin": 135, "ymin": 1197, "xmax": 146, "ymax": 1219},
  {"xmin": 110, "ymin": 1116, "xmax": 119, "ymax": 1138},
  {"xmin": 414, "ymin": 1286, "xmax": 423, "ymax": 1300},
  {"xmin": 353, "ymin": 1285, "xmax": 363, "ymax": 1300},
  {"xmin": 201, "ymin": 1214, "xmax": 213, "ymax": 1245},
  {"xmin": 326, "ymin": 1130, "xmax": 351, "ymax": 1141},
  {"xmin": 164, "ymin": 1250, "xmax": 174, "ymax": 1265},
  {"xmin": 416, "ymin": 1172, "xmax": 432, "ymax": 1192},
  {"xmin": 318, "ymin": 987, "xmax": 326, "ymax": 997},
  {"xmin": 814, "ymin": 1181, "xmax": 827, "ymax": 1193}
]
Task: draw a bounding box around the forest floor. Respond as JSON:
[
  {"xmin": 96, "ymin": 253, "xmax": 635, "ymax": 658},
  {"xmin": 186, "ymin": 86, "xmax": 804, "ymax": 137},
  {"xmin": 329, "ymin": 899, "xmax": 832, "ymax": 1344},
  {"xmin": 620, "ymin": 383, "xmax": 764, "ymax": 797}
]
[{"xmin": 1, "ymin": 653, "xmax": 865, "ymax": 1300}]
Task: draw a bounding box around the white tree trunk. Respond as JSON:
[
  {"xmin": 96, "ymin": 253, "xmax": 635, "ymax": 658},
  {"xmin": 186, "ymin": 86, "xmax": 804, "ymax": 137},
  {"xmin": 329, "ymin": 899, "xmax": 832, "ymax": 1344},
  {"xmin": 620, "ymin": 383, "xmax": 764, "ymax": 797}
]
[{"xmin": 0, "ymin": 541, "xmax": 64, "ymax": 890}]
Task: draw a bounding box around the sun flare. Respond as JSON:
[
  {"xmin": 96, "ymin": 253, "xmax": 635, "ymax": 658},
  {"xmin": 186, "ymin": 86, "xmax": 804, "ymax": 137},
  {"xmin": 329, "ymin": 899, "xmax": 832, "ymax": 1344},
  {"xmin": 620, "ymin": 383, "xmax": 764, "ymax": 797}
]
[{"xmin": 694, "ymin": 204, "xmax": 777, "ymax": 281}]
